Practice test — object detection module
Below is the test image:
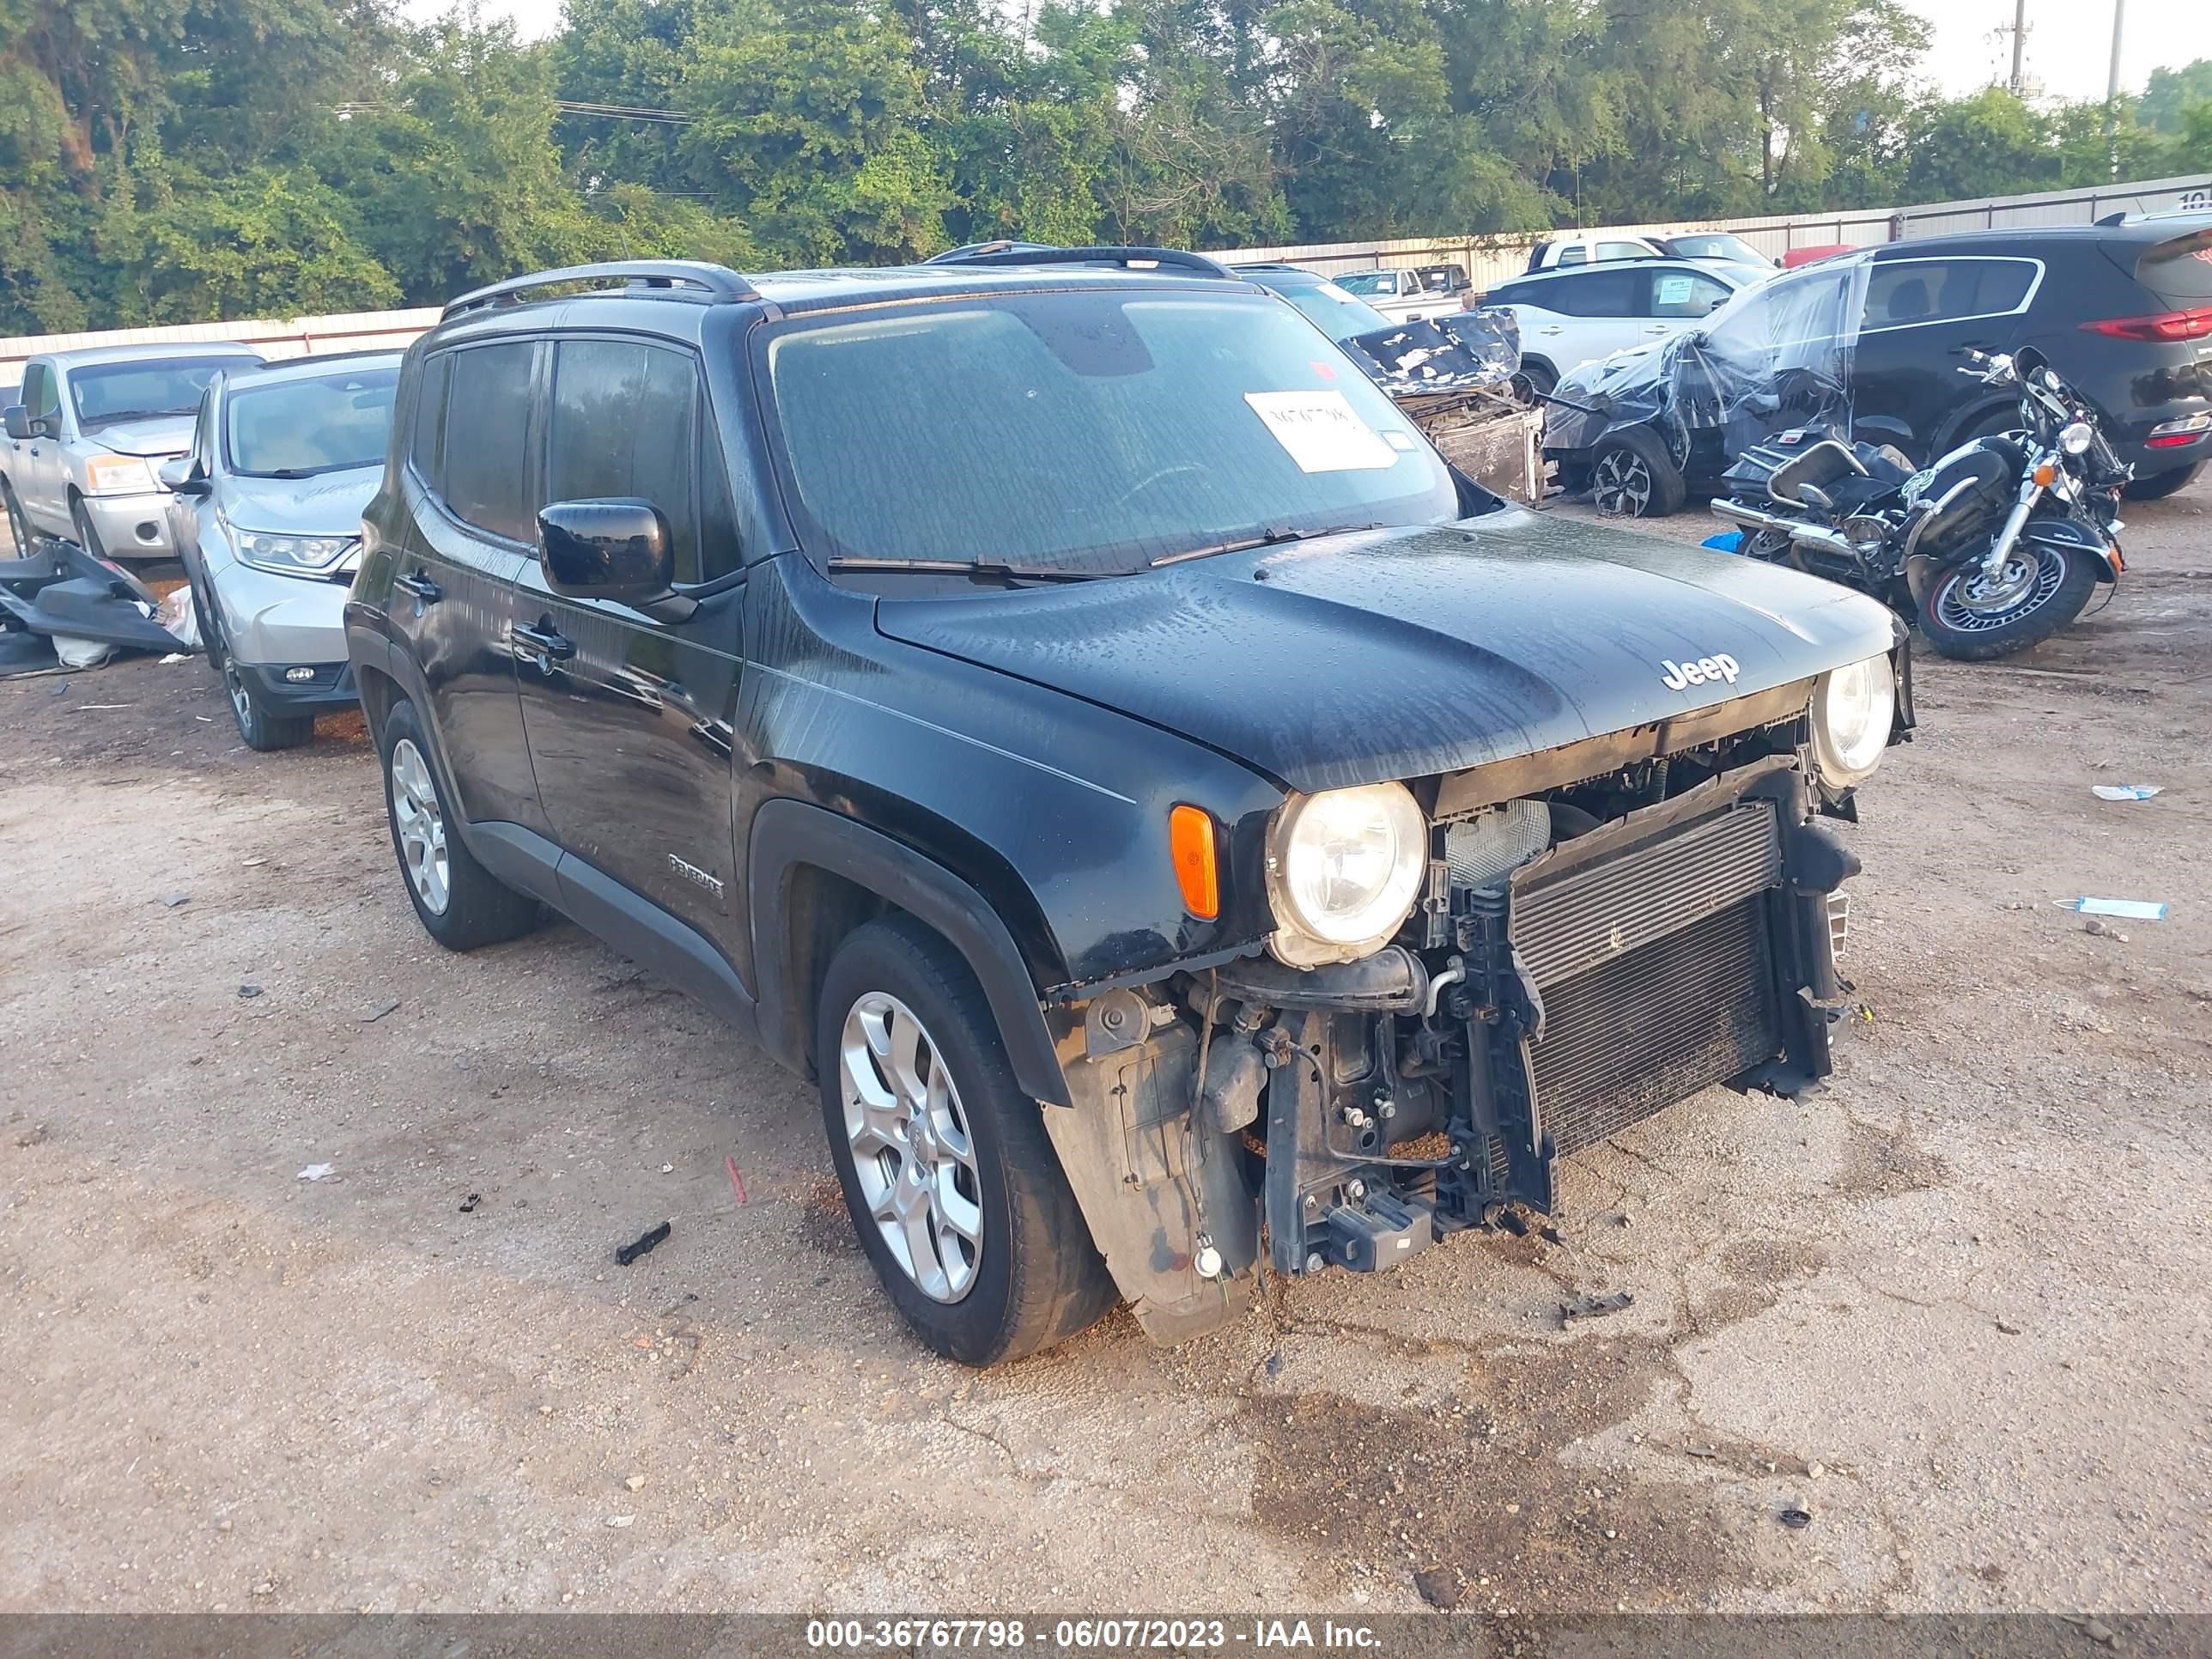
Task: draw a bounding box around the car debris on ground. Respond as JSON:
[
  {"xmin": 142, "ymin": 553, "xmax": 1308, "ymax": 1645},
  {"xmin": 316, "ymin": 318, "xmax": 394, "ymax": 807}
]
[{"xmin": 0, "ymin": 537, "xmax": 192, "ymax": 670}]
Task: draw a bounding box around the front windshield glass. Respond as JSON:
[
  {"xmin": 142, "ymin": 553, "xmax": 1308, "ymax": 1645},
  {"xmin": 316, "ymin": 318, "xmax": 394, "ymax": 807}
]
[
  {"xmin": 764, "ymin": 292, "xmax": 1457, "ymax": 574},
  {"xmin": 226, "ymin": 365, "xmax": 399, "ymax": 477},
  {"xmin": 1667, "ymin": 233, "xmax": 1771, "ymax": 266},
  {"xmin": 1331, "ymin": 272, "xmax": 1392, "ymax": 297},
  {"xmin": 70, "ymin": 358, "xmax": 252, "ymax": 428},
  {"xmin": 1266, "ymin": 278, "xmax": 1392, "ymax": 343}
]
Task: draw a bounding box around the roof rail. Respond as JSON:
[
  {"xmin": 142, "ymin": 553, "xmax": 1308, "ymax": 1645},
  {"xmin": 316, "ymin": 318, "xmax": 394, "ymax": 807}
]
[
  {"xmin": 441, "ymin": 260, "xmax": 763, "ymax": 319},
  {"xmin": 923, "ymin": 244, "xmax": 1241, "ymax": 280}
]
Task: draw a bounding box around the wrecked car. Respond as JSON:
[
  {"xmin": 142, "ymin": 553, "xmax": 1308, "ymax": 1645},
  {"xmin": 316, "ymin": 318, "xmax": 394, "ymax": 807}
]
[{"xmin": 349, "ymin": 251, "xmax": 1912, "ymax": 1366}]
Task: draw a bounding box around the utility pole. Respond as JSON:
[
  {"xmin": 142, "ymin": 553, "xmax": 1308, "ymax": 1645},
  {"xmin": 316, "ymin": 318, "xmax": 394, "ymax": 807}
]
[
  {"xmin": 2008, "ymin": 0, "xmax": 2027, "ymax": 96},
  {"xmin": 2106, "ymin": 0, "xmax": 2126, "ymax": 177}
]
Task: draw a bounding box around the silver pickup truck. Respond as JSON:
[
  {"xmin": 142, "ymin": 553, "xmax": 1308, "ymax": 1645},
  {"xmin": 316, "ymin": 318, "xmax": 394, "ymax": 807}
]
[{"xmin": 3, "ymin": 343, "xmax": 264, "ymax": 560}]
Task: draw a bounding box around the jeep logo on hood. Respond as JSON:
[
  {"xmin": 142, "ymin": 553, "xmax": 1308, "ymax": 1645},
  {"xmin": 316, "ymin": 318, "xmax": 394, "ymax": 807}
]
[{"xmin": 1659, "ymin": 653, "xmax": 1741, "ymax": 692}]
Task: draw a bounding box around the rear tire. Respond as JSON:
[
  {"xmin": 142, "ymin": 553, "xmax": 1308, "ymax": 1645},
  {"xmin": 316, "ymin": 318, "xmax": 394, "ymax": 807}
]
[
  {"xmin": 816, "ymin": 916, "xmax": 1115, "ymax": 1366},
  {"xmin": 378, "ymin": 696, "xmax": 540, "ymax": 950},
  {"xmin": 1918, "ymin": 540, "xmax": 2100, "ymax": 660},
  {"xmin": 1590, "ymin": 426, "xmax": 1687, "ymax": 518},
  {"xmin": 1510, "ymin": 359, "xmax": 1558, "ymax": 407},
  {"xmin": 2123, "ymin": 461, "xmax": 2202, "ymax": 501}
]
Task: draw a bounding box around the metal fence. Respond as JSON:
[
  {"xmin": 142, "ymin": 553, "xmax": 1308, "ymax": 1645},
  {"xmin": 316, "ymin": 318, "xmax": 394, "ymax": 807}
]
[{"xmin": 4, "ymin": 172, "xmax": 2209, "ymax": 376}]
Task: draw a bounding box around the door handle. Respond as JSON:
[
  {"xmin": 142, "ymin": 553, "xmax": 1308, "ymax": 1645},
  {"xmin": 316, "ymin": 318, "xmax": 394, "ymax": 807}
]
[
  {"xmin": 394, "ymin": 570, "xmax": 441, "ymax": 604},
  {"xmin": 514, "ymin": 619, "xmax": 575, "ymax": 661},
  {"xmin": 1539, "ymin": 325, "xmax": 1564, "ymax": 335}
]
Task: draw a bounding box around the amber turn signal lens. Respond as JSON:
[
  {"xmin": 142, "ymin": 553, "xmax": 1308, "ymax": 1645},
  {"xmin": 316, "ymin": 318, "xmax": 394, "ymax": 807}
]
[
  {"xmin": 2033, "ymin": 461, "xmax": 2058, "ymax": 488},
  {"xmin": 1169, "ymin": 805, "xmax": 1219, "ymax": 920}
]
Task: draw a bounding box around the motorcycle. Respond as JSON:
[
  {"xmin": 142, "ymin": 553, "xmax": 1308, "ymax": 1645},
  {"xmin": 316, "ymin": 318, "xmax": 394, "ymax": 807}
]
[{"xmin": 1710, "ymin": 348, "xmax": 2130, "ymax": 660}]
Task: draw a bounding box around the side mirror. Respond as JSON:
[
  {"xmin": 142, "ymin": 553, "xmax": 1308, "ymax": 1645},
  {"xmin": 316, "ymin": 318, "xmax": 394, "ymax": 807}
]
[
  {"xmin": 3, "ymin": 405, "xmax": 33, "ymax": 442},
  {"xmin": 159, "ymin": 457, "xmax": 210, "ymax": 495},
  {"xmin": 538, "ymin": 498, "xmax": 674, "ymax": 604}
]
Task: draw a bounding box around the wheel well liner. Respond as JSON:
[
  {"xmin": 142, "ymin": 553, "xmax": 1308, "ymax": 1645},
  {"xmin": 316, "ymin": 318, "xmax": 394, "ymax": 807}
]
[{"xmin": 749, "ymin": 799, "xmax": 1072, "ymax": 1106}]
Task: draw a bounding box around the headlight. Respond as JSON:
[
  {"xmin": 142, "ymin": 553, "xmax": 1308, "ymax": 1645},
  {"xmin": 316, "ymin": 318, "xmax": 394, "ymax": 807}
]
[
  {"xmin": 1267, "ymin": 782, "xmax": 1428, "ymax": 966},
  {"xmin": 233, "ymin": 528, "xmax": 359, "ymax": 576},
  {"xmin": 83, "ymin": 454, "xmax": 158, "ymax": 495},
  {"xmin": 1809, "ymin": 654, "xmax": 1894, "ymax": 787},
  {"xmin": 2059, "ymin": 421, "xmax": 2095, "ymax": 456}
]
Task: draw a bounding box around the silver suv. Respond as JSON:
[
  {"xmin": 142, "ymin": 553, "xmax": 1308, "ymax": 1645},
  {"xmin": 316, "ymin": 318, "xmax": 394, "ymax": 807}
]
[{"xmin": 3, "ymin": 343, "xmax": 265, "ymax": 560}]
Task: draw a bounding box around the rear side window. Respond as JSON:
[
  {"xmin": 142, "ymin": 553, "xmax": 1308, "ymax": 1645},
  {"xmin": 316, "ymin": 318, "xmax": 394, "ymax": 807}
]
[
  {"xmin": 1864, "ymin": 259, "xmax": 2037, "ymax": 328},
  {"xmin": 1547, "ymin": 270, "xmax": 1639, "ymax": 318},
  {"xmin": 545, "ymin": 338, "xmax": 718, "ymax": 584},
  {"xmin": 410, "ymin": 353, "xmax": 450, "ymax": 489},
  {"xmin": 1556, "ymin": 246, "xmax": 1589, "ymax": 266},
  {"xmin": 2138, "ymin": 228, "xmax": 2212, "ymax": 301},
  {"xmin": 1596, "ymin": 241, "xmax": 1650, "ymax": 262},
  {"xmin": 1487, "ymin": 282, "xmax": 1536, "ymax": 309},
  {"xmin": 441, "ymin": 343, "xmax": 538, "ymax": 543}
]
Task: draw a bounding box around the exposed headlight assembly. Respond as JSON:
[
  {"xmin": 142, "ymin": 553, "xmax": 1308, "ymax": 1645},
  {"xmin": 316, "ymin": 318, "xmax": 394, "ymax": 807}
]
[
  {"xmin": 233, "ymin": 527, "xmax": 359, "ymax": 577},
  {"xmin": 1809, "ymin": 653, "xmax": 1894, "ymax": 787},
  {"xmin": 1267, "ymin": 781, "xmax": 1429, "ymax": 966}
]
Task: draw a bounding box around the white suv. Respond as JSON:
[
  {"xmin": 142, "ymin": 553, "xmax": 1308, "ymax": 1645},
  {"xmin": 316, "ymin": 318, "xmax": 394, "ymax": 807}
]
[{"xmin": 1481, "ymin": 259, "xmax": 1757, "ymax": 399}]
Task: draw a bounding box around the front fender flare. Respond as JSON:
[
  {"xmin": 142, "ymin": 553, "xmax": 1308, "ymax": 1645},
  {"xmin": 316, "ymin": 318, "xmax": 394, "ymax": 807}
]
[{"xmin": 748, "ymin": 799, "xmax": 1071, "ymax": 1106}]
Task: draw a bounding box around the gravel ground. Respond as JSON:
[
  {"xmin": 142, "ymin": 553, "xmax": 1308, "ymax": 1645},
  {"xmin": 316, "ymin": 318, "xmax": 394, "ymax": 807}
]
[{"xmin": 2, "ymin": 478, "xmax": 2208, "ymax": 1616}]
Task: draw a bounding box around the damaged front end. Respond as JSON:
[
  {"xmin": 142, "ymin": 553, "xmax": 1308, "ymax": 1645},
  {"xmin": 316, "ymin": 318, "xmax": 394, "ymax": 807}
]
[{"xmin": 1046, "ymin": 680, "xmax": 1897, "ymax": 1345}]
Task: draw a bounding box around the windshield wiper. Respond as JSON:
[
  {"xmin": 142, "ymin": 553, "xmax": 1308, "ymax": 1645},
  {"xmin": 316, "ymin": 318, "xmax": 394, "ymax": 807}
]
[
  {"xmin": 826, "ymin": 556, "xmax": 1102, "ymax": 585},
  {"xmin": 1150, "ymin": 523, "xmax": 1386, "ymax": 568}
]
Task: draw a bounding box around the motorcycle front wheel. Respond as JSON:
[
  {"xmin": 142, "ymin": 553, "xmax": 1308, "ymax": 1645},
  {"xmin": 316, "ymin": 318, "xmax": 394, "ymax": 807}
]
[{"xmin": 1917, "ymin": 540, "xmax": 2101, "ymax": 661}]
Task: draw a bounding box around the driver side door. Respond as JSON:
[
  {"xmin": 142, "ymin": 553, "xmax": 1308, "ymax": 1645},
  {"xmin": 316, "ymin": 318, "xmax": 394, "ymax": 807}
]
[{"xmin": 12, "ymin": 362, "xmax": 65, "ymax": 530}]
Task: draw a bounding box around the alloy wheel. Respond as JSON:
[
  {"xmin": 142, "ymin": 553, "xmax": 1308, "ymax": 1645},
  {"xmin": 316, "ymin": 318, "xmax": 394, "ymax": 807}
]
[
  {"xmin": 1934, "ymin": 549, "xmax": 2065, "ymax": 635},
  {"xmin": 838, "ymin": 990, "xmax": 983, "ymax": 1304},
  {"xmin": 389, "ymin": 737, "xmax": 450, "ymax": 915},
  {"xmin": 222, "ymin": 660, "xmax": 254, "ymax": 736},
  {"xmin": 1592, "ymin": 451, "xmax": 1653, "ymax": 516}
]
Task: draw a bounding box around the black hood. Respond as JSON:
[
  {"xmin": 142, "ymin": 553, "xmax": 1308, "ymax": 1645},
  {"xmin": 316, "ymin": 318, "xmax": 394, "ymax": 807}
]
[{"xmin": 875, "ymin": 509, "xmax": 1899, "ymax": 794}]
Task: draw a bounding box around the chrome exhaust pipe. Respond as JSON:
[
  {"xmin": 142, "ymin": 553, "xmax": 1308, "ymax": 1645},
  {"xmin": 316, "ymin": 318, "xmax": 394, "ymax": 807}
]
[{"xmin": 1711, "ymin": 497, "xmax": 1855, "ymax": 557}]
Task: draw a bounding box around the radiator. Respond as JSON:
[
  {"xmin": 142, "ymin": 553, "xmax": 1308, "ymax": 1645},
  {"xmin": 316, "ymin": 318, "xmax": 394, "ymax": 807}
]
[{"xmin": 1515, "ymin": 802, "xmax": 1785, "ymax": 1160}]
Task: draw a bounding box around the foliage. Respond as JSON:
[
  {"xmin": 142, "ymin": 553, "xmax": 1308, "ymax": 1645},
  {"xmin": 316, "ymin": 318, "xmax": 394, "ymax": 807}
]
[{"xmin": 1, "ymin": 0, "xmax": 2209, "ymax": 335}]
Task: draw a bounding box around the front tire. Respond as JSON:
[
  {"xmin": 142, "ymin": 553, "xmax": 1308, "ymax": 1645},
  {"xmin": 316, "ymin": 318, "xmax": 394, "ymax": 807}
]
[
  {"xmin": 70, "ymin": 496, "xmax": 109, "ymax": 561},
  {"xmin": 222, "ymin": 658, "xmax": 315, "ymax": 751},
  {"xmin": 1918, "ymin": 540, "xmax": 2100, "ymax": 660},
  {"xmin": 2, "ymin": 477, "xmax": 32, "ymax": 556},
  {"xmin": 378, "ymin": 696, "xmax": 540, "ymax": 950},
  {"xmin": 816, "ymin": 917, "xmax": 1115, "ymax": 1366},
  {"xmin": 1589, "ymin": 426, "xmax": 1687, "ymax": 518}
]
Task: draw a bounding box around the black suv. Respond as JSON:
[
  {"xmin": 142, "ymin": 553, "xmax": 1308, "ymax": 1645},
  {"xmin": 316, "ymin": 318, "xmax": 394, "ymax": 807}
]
[
  {"xmin": 348, "ymin": 252, "xmax": 1911, "ymax": 1365},
  {"xmin": 1545, "ymin": 215, "xmax": 2212, "ymax": 515}
]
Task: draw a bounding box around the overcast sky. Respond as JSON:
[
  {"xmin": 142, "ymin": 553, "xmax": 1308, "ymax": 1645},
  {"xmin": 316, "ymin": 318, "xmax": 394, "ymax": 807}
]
[{"xmin": 429, "ymin": 0, "xmax": 2212, "ymax": 106}]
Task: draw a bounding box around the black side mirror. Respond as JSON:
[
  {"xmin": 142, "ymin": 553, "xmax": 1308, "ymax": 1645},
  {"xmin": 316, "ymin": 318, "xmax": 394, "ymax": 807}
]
[
  {"xmin": 3, "ymin": 405, "xmax": 34, "ymax": 442},
  {"xmin": 158, "ymin": 457, "xmax": 210, "ymax": 495},
  {"xmin": 538, "ymin": 498, "xmax": 676, "ymax": 604}
]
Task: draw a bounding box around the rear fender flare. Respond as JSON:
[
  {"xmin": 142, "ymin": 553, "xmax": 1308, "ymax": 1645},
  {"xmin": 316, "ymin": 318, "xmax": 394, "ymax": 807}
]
[{"xmin": 748, "ymin": 799, "xmax": 1071, "ymax": 1105}]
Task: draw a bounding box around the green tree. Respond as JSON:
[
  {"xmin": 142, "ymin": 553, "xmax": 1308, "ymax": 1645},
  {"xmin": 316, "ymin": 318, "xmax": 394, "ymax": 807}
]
[{"xmin": 2140, "ymin": 59, "xmax": 2212, "ymax": 136}]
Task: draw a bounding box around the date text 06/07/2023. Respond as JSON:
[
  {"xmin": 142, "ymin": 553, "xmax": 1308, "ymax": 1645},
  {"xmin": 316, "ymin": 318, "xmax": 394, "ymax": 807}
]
[{"xmin": 804, "ymin": 1618, "xmax": 1386, "ymax": 1650}]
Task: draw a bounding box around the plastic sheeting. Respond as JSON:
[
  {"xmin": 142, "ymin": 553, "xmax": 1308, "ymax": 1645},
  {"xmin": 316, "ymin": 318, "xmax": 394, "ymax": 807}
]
[
  {"xmin": 1543, "ymin": 255, "xmax": 1873, "ymax": 468},
  {"xmin": 1345, "ymin": 308, "xmax": 1521, "ymax": 398}
]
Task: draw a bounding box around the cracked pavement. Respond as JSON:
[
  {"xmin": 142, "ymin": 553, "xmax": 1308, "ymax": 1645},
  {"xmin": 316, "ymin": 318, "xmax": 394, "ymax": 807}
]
[{"xmin": 2, "ymin": 477, "xmax": 2209, "ymax": 1614}]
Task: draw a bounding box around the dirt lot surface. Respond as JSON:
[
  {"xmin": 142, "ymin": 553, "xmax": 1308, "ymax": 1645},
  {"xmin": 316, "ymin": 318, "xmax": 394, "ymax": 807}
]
[{"xmin": 3, "ymin": 479, "xmax": 2209, "ymax": 1618}]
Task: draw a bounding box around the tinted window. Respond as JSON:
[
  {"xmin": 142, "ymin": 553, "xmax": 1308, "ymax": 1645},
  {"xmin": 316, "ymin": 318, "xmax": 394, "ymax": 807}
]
[
  {"xmin": 441, "ymin": 343, "xmax": 537, "ymax": 542},
  {"xmin": 410, "ymin": 353, "xmax": 449, "ymax": 487},
  {"xmin": 764, "ymin": 294, "xmax": 1456, "ymax": 575},
  {"xmin": 1864, "ymin": 259, "xmax": 2036, "ymax": 328},
  {"xmin": 2136, "ymin": 229, "xmax": 2212, "ymax": 302},
  {"xmin": 698, "ymin": 402, "xmax": 740, "ymax": 571},
  {"xmin": 545, "ymin": 338, "xmax": 705, "ymax": 584},
  {"xmin": 1255, "ymin": 276, "xmax": 1391, "ymax": 342},
  {"xmin": 1486, "ymin": 282, "xmax": 1534, "ymax": 309},
  {"xmin": 1556, "ymin": 246, "xmax": 1589, "ymax": 266},
  {"xmin": 227, "ymin": 365, "xmax": 398, "ymax": 477},
  {"xmin": 1648, "ymin": 270, "xmax": 1735, "ymax": 319},
  {"xmin": 1547, "ymin": 270, "xmax": 1640, "ymax": 318}
]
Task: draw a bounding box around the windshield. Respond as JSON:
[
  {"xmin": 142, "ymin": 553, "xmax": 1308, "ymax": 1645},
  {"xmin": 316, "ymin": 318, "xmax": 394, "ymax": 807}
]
[
  {"xmin": 1261, "ymin": 277, "xmax": 1392, "ymax": 343},
  {"xmin": 763, "ymin": 292, "xmax": 1456, "ymax": 574},
  {"xmin": 70, "ymin": 357, "xmax": 253, "ymax": 428},
  {"xmin": 226, "ymin": 365, "xmax": 399, "ymax": 477},
  {"xmin": 1331, "ymin": 272, "xmax": 1393, "ymax": 298},
  {"xmin": 1666, "ymin": 233, "xmax": 1771, "ymax": 266}
]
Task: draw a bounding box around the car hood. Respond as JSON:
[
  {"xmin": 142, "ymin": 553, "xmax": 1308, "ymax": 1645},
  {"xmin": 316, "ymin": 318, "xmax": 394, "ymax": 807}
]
[
  {"xmin": 874, "ymin": 510, "xmax": 1899, "ymax": 795},
  {"xmin": 84, "ymin": 416, "xmax": 197, "ymax": 459},
  {"xmin": 221, "ymin": 468, "xmax": 380, "ymax": 537}
]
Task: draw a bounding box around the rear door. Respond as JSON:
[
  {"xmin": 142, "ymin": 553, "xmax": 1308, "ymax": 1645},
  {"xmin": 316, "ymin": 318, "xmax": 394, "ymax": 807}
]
[
  {"xmin": 1853, "ymin": 256, "xmax": 2041, "ymax": 453},
  {"xmin": 391, "ymin": 341, "xmax": 548, "ymax": 833},
  {"xmin": 511, "ymin": 334, "xmax": 749, "ymax": 958},
  {"xmin": 1539, "ymin": 268, "xmax": 1645, "ymax": 368}
]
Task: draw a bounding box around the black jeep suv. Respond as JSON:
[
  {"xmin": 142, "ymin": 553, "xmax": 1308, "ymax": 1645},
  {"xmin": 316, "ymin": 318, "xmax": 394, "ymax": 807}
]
[{"xmin": 348, "ymin": 252, "xmax": 1912, "ymax": 1365}]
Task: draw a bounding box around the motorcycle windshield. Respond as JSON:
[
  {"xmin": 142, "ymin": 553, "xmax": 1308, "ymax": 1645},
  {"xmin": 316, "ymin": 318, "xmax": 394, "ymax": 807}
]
[{"xmin": 1549, "ymin": 256, "xmax": 1871, "ymax": 464}]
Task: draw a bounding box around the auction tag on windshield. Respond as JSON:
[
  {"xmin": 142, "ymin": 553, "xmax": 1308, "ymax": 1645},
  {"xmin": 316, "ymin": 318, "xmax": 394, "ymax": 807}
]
[{"xmin": 1244, "ymin": 390, "xmax": 1399, "ymax": 472}]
